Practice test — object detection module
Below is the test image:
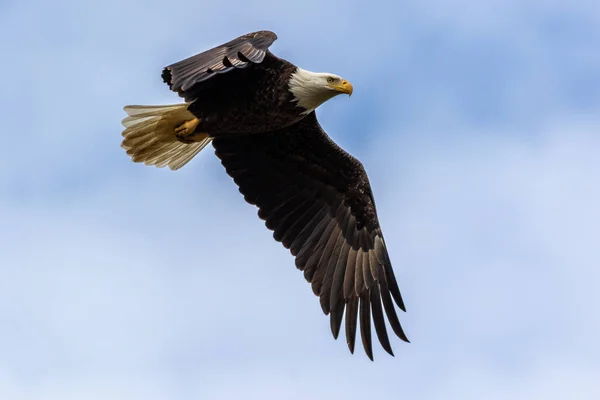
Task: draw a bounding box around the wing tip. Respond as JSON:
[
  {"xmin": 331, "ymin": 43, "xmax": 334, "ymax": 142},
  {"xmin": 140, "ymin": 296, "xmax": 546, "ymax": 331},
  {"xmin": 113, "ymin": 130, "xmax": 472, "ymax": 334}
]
[
  {"xmin": 247, "ymin": 29, "xmax": 278, "ymax": 43},
  {"xmin": 161, "ymin": 67, "xmax": 173, "ymax": 87}
]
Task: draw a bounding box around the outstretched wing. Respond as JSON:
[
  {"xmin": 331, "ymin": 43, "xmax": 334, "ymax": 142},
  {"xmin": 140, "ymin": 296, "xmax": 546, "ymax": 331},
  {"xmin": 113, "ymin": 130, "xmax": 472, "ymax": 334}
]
[
  {"xmin": 212, "ymin": 112, "xmax": 409, "ymax": 360},
  {"xmin": 161, "ymin": 30, "xmax": 278, "ymax": 102}
]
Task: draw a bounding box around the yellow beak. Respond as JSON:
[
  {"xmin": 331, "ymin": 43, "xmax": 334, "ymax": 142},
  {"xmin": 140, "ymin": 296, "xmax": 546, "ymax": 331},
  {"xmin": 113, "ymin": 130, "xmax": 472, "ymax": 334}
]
[{"xmin": 335, "ymin": 79, "xmax": 354, "ymax": 95}]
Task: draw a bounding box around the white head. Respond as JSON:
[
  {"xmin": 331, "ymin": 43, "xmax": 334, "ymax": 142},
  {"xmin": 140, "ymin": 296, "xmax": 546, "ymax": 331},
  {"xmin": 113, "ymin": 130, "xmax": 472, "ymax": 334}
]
[{"xmin": 288, "ymin": 68, "xmax": 354, "ymax": 114}]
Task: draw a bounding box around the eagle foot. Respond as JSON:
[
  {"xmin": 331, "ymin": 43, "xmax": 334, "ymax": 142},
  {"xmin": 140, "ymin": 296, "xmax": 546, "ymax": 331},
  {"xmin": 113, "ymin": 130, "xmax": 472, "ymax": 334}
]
[{"xmin": 174, "ymin": 118, "xmax": 200, "ymax": 143}]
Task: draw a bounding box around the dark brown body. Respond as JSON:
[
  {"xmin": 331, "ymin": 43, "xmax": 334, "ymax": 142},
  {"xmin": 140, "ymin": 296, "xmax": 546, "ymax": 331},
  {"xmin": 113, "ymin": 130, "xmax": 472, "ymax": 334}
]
[{"xmin": 187, "ymin": 54, "xmax": 302, "ymax": 135}]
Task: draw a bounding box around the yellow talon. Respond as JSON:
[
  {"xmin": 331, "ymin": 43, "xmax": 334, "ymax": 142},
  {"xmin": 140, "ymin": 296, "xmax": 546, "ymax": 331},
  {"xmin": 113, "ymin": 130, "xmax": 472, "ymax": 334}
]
[
  {"xmin": 174, "ymin": 118, "xmax": 199, "ymax": 135},
  {"xmin": 174, "ymin": 118, "xmax": 202, "ymax": 143}
]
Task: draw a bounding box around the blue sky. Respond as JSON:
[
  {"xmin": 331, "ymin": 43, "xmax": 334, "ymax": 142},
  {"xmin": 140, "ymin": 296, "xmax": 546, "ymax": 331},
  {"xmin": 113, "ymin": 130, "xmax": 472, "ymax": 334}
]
[{"xmin": 1, "ymin": 0, "xmax": 599, "ymax": 398}]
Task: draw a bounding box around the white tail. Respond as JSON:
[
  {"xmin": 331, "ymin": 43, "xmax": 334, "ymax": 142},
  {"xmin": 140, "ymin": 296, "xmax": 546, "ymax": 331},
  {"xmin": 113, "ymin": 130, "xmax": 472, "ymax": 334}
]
[{"xmin": 121, "ymin": 104, "xmax": 212, "ymax": 170}]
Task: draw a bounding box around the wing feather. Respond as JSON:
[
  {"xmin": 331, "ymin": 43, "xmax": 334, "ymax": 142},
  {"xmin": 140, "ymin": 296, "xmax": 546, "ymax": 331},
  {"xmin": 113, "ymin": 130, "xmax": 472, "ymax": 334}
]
[
  {"xmin": 359, "ymin": 291, "xmax": 373, "ymax": 360},
  {"xmin": 292, "ymin": 206, "xmax": 331, "ymax": 262},
  {"xmin": 370, "ymin": 284, "xmax": 394, "ymax": 356},
  {"xmin": 282, "ymin": 200, "xmax": 324, "ymax": 251},
  {"xmin": 162, "ymin": 30, "xmax": 278, "ymax": 101},
  {"xmin": 329, "ymin": 241, "xmax": 351, "ymax": 332},
  {"xmin": 317, "ymin": 227, "xmax": 345, "ymax": 313},
  {"xmin": 212, "ymin": 111, "xmax": 409, "ymax": 359},
  {"xmin": 303, "ymin": 217, "xmax": 338, "ymax": 283},
  {"xmin": 345, "ymin": 295, "xmax": 359, "ymax": 353},
  {"xmin": 343, "ymin": 247, "xmax": 358, "ymax": 300},
  {"xmin": 312, "ymin": 224, "xmax": 343, "ymax": 300},
  {"xmin": 273, "ymin": 196, "xmax": 317, "ymax": 243}
]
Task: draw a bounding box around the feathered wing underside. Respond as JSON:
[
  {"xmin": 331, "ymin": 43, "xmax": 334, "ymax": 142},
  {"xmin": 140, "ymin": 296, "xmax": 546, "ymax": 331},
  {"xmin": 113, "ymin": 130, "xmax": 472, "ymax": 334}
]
[
  {"xmin": 162, "ymin": 30, "xmax": 278, "ymax": 102},
  {"xmin": 212, "ymin": 112, "xmax": 409, "ymax": 360}
]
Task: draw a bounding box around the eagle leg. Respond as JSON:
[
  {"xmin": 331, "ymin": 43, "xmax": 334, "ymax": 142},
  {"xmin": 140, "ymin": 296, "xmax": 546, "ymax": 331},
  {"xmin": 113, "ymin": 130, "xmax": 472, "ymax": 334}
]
[{"xmin": 174, "ymin": 118, "xmax": 204, "ymax": 143}]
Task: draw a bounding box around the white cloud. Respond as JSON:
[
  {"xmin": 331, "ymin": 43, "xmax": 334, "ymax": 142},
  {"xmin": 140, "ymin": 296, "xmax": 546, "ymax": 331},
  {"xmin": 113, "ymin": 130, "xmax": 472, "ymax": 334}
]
[{"xmin": 429, "ymin": 358, "xmax": 600, "ymax": 400}]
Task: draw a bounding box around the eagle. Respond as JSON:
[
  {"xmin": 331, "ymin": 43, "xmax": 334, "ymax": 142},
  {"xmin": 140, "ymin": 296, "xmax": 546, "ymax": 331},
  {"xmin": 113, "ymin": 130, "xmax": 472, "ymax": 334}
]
[{"xmin": 121, "ymin": 30, "xmax": 409, "ymax": 360}]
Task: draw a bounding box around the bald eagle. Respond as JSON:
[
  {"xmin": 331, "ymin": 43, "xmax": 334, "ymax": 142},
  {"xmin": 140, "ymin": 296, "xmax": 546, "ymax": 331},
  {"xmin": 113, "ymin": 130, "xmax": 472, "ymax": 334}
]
[{"xmin": 121, "ymin": 30, "xmax": 409, "ymax": 360}]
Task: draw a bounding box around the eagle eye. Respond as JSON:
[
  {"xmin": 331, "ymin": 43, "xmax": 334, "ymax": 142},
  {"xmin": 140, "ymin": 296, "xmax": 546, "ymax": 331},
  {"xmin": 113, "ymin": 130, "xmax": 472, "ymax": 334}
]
[{"xmin": 327, "ymin": 77, "xmax": 335, "ymax": 83}]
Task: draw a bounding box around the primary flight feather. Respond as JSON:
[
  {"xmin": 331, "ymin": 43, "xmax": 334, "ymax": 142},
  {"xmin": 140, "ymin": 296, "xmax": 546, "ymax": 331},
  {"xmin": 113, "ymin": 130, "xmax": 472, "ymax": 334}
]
[{"xmin": 121, "ymin": 30, "xmax": 409, "ymax": 360}]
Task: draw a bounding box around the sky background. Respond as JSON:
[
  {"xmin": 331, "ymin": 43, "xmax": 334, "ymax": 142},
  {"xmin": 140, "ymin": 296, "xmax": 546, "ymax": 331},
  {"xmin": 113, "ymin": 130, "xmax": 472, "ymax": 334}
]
[{"xmin": 1, "ymin": 0, "xmax": 600, "ymax": 399}]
